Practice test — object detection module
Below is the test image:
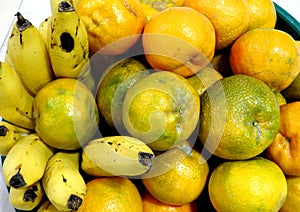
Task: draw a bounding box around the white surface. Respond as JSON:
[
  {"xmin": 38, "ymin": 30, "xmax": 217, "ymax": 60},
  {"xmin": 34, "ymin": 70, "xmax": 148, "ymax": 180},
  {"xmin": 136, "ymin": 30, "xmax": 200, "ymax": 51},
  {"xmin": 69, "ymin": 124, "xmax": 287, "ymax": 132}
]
[{"xmin": 0, "ymin": 0, "xmax": 299, "ymax": 211}]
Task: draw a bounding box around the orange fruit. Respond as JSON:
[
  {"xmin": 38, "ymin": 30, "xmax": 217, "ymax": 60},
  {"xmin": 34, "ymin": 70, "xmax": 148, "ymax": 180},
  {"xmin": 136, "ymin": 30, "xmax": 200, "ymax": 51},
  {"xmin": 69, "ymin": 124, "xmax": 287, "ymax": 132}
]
[
  {"xmin": 76, "ymin": 0, "xmax": 145, "ymax": 54},
  {"xmin": 208, "ymin": 157, "xmax": 287, "ymax": 212},
  {"xmin": 184, "ymin": 0, "xmax": 250, "ymax": 50},
  {"xmin": 246, "ymin": 0, "xmax": 277, "ymax": 31},
  {"xmin": 139, "ymin": 0, "xmax": 185, "ymax": 23},
  {"xmin": 265, "ymin": 101, "xmax": 300, "ymax": 176},
  {"xmin": 142, "ymin": 190, "xmax": 197, "ymax": 212},
  {"xmin": 199, "ymin": 74, "xmax": 280, "ymax": 160},
  {"xmin": 280, "ymin": 175, "xmax": 300, "ymax": 212},
  {"xmin": 230, "ymin": 28, "xmax": 300, "ymax": 91},
  {"xmin": 77, "ymin": 177, "xmax": 143, "ymax": 212},
  {"xmin": 96, "ymin": 58, "xmax": 149, "ymax": 128},
  {"xmin": 122, "ymin": 71, "xmax": 200, "ymax": 151},
  {"xmin": 142, "ymin": 147, "xmax": 209, "ymax": 205},
  {"xmin": 142, "ymin": 6, "xmax": 216, "ymax": 77},
  {"xmin": 33, "ymin": 78, "xmax": 99, "ymax": 150}
]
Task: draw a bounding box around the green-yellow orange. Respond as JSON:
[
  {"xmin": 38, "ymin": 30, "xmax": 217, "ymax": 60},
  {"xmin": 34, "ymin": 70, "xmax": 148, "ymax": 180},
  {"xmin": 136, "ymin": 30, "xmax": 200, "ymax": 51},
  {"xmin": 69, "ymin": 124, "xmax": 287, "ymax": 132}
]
[
  {"xmin": 33, "ymin": 78, "xmax": 99, "ymax": 150},
  {"xmin": 122, "ymin": 71, "xmax": 200, "ymax": 151},
  {"xmin": 209, "ymin": 157, "xmax": 287, "ymax": 212},
  {"xmin": 199, "ymin": 74, "xmax": 280, "ymax": 160}
]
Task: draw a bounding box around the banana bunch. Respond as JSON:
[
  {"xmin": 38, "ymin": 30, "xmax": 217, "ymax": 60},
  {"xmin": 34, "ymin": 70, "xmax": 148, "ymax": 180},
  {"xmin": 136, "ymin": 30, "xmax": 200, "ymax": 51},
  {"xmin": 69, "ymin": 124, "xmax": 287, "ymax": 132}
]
[
  {"xmin": 6, "ymin": 12, "xmax": 54, "ymax": 96},
  {"xmin": 42, "ymin": 151, "xmax": 87, "ymax": 211},
  {"xmin": 81, "ymin": 136, "xmax": 155, "ymax": 177},
  {"xmin": 0, "ymin": 62, "xmax": 35, "ymax": 130},
  {"xmin": 0, "ymin": 121, "xmax": 32, "ymax": 155},
  {"xmin": 9, "ymin": 180, "xmax": 45, "ymax": 211},
  {"xmin": 2, "ymin": 133, "xmax": 55, "ymax": 189}
]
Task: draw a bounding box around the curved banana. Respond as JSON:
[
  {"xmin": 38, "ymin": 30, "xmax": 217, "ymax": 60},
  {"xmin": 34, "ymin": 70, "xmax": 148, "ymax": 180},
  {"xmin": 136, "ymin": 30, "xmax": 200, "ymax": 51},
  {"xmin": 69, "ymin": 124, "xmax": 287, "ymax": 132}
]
[
  {"xmin": 0, "ymin": 121, "xmax": 32, "ymax": 156},
  {"xmin": 37, "ymin": 199, "xmax": 62, "ymax": 212},
  {"xmin": 2, "ymin": 133, "xmax": 55, "ymax": 189},
  {"xmin": 38, "ymin": 15, "xmax": 53, "ymax": 48},
  {"xmin": 81, "ymin": 136, "xmax": 155, "ymax": 177},
  {"xmin": 42, "ymin": 151, "xmax": 87, "ymax": 211},
  {"xmin": 48, "ymin": 1, "xmax": 90, "ymax": 79},
  {"xmin": 6, "ymin": 12, "xmax": 54, "ymax": 95},
  {"xmin": 9, "ymin": 180, "xmax": 44, "ymax": 211},
  {"xmin": 0, "ymin": 62, "xmax": 35, "ymax": 129}
]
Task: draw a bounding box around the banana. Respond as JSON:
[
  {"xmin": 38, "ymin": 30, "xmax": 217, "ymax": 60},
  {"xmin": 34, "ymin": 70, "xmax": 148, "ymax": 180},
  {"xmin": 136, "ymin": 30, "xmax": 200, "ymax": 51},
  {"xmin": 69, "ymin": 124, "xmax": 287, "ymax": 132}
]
[
  {"xmin": 6, "ymin": 12, "xmax": 54, "ymax": 96},
  {"xmin": 39, "ymin": 15, "xmax": 53, "ymax": 48},
  {"xmin": 42, "ymin": 151, "xmax": 87, "ymax": 211},
  {"xmin": 0, "ymin": 62, "xmax": 35, "ymax": 130},
  {"xmin": 9, "ymin": 180, "xmax": 44, "ymax": 211},
  {"xmin": 2, "ymin": 133, "xmax": 55, "ymax": 189},
  {"xmin": 0, "ymin": 121, "xmax": 32, "ymax": 156},
  {"xmin": 48, "ymin": 1, "xmax": 90, "ymax": 79},
  {"xmin": 38, "ymin": 199, "xmax": 63, "ymax": 212},
  {"xmin": 81, "ymin": 136, "xmax": 155, "ymax": 177}
]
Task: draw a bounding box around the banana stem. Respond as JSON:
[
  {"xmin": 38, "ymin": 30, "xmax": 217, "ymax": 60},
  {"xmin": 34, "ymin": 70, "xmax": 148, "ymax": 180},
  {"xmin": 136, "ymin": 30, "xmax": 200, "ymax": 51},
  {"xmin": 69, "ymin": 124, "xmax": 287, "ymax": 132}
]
[
  {"xmin": 15, "ymin": 12, "xmax": 32, "ymax": 32},
  {"xmin": 58, "ymin": 1, "xmax": 75, "ymax": 12}
]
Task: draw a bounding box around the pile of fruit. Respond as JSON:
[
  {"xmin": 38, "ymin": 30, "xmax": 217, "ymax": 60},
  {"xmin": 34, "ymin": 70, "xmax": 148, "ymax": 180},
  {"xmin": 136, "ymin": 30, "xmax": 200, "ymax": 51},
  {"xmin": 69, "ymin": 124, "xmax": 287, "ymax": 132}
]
[{"xmin": 1, "ymin": 0, "xmax": 300, "ymax": 211}]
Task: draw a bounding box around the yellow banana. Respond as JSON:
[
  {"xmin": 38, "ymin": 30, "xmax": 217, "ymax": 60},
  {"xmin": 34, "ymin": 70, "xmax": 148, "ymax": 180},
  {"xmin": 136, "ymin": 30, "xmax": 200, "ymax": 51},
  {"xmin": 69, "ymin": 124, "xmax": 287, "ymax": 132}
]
[
  {"xmin": 42, "ymin": 151, "xmax": 87, "ymax": 211},
  {"xmin": 48, "ymin": 1, "xmax": 90, "ymax": 79},
  {"xmin": 2, "ymin": 133, "xmax": 55, "ymax": 189},
  {"xmin": 9, "ymin": 180, "xmax": 44, "ymax": 211},
  {"xmin": 6, "ymin": 12, "xmax": 54, "ymax": 95},
  {"xmin": 0, "ymin": 121, "xmax": 32, "ymax": 156},
  {"xmin": 38, "ymin": 15, "xmax": 53, "ymax": 48},
  {"xmin": 81, "ymin": 136, "xmax": 155, "ymax": 177},
  {"xmin": 0, "ymin": 62, "xmax": 35, "ymax": 130},
  {"xmin": 38, "ymin": 199, "xmax": 63, "ymax": 212}
]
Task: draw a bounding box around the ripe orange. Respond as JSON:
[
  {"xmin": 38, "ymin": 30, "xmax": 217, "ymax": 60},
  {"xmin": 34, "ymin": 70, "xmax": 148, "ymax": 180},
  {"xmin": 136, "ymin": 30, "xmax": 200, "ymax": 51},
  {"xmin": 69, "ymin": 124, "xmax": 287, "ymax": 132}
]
[
  {"xmin": 33, "ymin": 78, "xmax": 99, "ymax": 150},
  {"xmin": 265, "ymin": 101, "xmax": 300, "ymax": 176},
  {"xmin": 246, "ymin": 0, "xmax": 277, "ymax": 30},
  {"xmin": 280, "ymin": 175, "xmax": 300, "ymax": 212},
  {"xmin": 76, "ymin": 0, "xmax": 145, "ymax": 54},
  {"xmin": 142, "ymin": 6, "xmax": 216, "ymax": 77},
  {"xmin": 142, "ymin": 190, "xmax": 197, "ymax": 212},
  {"xmin": 77, "ymin": 177, "xmax": 143, "ymax": 212},
  {"xmin": 208, "ymin": 157, "xmax": 287, "ymax": 212},
  {"xmin": 199, "ymin": 74, "xmax": 280, "ymax": 160},
  {"xmin": 230, "ymin": 28, "xmax": 300, "ymax": 91},
  {"xmin": 142, "ymin": 148, "xmax": 209, "ymax": 205},
  {"xmin": 184, "ymin": 0, "xmax": 250, "ymax": 50}
]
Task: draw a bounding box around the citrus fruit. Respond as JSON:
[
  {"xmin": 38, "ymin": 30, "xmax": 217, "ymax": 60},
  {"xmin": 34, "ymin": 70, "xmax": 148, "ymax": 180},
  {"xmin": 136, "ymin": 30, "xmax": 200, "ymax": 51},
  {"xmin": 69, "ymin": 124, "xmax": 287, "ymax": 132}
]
[
  {"xmin": 139, "ymin": 0, "xmax": 185, "ymax": 23},
  {"xmin": 142, "ymin": 148, "xmax": 209, "ymax": 205},
  {"xmin": 184, "ymin": 0, "xmax": 250, "ymax": 50},
  {"xmin": 230, "ymin": 28, "xmax": 300, "ymax": 91},
  {"xmin": 265, "ymin": 101, "xmax": 300, "ymax": 176},
  {"xmin": 96, "ymin": 58, "xmax": 149, "ymax": 129},
  {"xmin": 122, "ymin": 71, "xmax": 200, "ymax": 151},
  {"xmin": 280, "ymin": 175, "xmax": 300, "ymax": 212},
  {"xmin": 246, "ymin": 0, "xmax": 276, "ymax": 31},
  {"xmin": 186, "ymin": 66, "xmax": 223, "ymax": 96},
  {"xmin": 77, "ymin": 177, "xmax": 143, "ymax": 212},
  {"xmin": 142, "ymin": 190, "xmax": 197, "ymax": 212},
  {"xmin": 199, "ymin": 74, "xmax": 280, "ymax": 160},
  {"xmin": 142, "ymin": 6, "xmax": 216, "ymax": 77},
  {"xmin": 33, "ymin": 78, "xmax": 99, "ymax": 150},
  {"xmin": 76, "ymin": 0, "xmax": 145, "ymax": 54},
  {"xmin": 208, "ymin": 157, "xmax": 287, "ymax": 212}
]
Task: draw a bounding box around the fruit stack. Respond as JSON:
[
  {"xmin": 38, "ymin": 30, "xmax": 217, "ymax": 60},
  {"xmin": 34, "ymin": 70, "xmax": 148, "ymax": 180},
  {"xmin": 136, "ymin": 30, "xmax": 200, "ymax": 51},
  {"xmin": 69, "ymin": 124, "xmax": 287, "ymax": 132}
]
[{"xmin": 0, "ymin": 0, "xmax": 300, "ymax": 211}]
